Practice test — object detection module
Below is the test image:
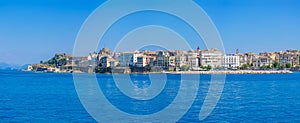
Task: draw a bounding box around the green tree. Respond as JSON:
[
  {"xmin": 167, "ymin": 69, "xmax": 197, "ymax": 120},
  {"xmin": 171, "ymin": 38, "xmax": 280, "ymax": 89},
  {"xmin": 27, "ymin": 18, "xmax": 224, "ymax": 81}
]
[
  {"xmin": 249, "ymin": 63, "xmax": 253, "ymax": 67},
  {"xmin": 260, "ymin": 65, "xmax": 268, "ymax": 70},
  {"xmin": 58, "ymin": 58, "xmax": 67, "ymax": 66},
  {"xmin": 273, "ymin": 62, "xmax": 279, "ymax": 68},
  {"xmin": 207, "ymin": 65, "xmax": 212, "ymax": 71},
  {"xmin": 181, "ymin": 65, "xmax": 190, "ymax": 71},
  {"xmin": 47, "ymin": 58, "xmax": 57, "ymax": 65},
  {"xmin": 286, "ymin": 63, "xmax": 292, "ymax": 68},
  {"xmin": 240, "ymin": 64, "xmax": 248, "ymax": 70}
]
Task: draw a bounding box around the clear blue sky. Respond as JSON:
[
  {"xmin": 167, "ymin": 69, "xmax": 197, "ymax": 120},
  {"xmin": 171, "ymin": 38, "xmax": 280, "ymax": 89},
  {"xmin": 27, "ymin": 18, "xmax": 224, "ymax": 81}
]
[{"xmin": 1, "ymin": 0, "xmax": 300, "ymax": 65}]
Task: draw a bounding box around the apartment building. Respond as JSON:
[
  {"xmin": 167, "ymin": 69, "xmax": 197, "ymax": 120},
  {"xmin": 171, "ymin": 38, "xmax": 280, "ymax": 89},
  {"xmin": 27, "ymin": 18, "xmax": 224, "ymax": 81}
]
[{"xmin": 200, "ymin": 48, "xmax": 223, "ymax": 68}]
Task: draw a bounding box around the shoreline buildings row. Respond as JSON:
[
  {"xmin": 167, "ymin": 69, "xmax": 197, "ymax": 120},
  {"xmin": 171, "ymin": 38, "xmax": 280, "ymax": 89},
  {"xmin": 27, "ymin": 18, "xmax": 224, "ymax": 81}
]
[{"xmin": 27, "ymin": 47, "xmax": 300, "ymax": 73}]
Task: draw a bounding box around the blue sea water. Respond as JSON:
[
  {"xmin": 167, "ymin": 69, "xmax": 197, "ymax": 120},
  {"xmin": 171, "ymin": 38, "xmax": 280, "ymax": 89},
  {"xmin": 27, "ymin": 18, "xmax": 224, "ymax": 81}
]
[{"xmin": 0, "ymin": 70, "xmax": 300, "ymax": 122}]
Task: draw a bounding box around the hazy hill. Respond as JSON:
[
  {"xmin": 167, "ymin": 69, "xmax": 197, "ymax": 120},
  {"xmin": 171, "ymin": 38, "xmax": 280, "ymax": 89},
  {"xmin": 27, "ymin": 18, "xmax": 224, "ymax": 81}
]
[{"xmin": 0, "ymin": 62, "xmax": 28, "ymax": 70}]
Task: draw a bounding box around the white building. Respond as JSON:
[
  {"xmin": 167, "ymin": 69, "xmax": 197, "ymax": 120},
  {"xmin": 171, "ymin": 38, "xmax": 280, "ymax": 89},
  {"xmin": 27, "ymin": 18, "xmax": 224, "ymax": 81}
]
[
  {"xmin": 99, "ymin": 56, "xmax": 116, "ymax": 68},
  {"xmin": 176, "ymin": 55, "xmax": 187, "ymax": 67},
  {"xmin": 136, "ymin": 55, "xmax": 147, "ymax": 67},
  {"xmin": 119, "ymin": 52, "xmax": 143, "ymax": 67},
  {"xmin": 187, "ymin": 53, "xmax": 199, "ymax": 69},
  {"xmin": 200, "ymin": 48, "xmax": 223, "ymax": 68},
  {"xmin": 168, "ymin": 56, "xmax": 176, "ymax": 67},
  {"xmin": 253, "ymin": 57, "xmax": 273, "ymax": 68},
  {"xmin": 222, "ymin": 54, "xmax": 240, "ymax": 68}
]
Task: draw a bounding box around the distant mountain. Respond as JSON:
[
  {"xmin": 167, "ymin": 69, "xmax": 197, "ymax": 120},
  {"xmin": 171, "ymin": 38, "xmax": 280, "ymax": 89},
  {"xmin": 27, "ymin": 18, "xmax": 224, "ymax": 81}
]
[
  {"xmin": 0, "ymin": 62, "xmax": 27, "ymax": 70},
  {"xmin": 0, "ymin": 62, "xmax": 11, "ymax": 70}
]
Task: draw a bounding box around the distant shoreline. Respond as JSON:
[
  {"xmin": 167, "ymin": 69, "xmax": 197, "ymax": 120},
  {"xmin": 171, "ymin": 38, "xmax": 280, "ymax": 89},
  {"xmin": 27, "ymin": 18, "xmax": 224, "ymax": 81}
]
[
  {"xmin": 164, "ymin": 70, "xmax": 292, "ymax": 74},
  {"xmin": 23, "ymin": 70, "xmax": 293, "ymax": 74}
]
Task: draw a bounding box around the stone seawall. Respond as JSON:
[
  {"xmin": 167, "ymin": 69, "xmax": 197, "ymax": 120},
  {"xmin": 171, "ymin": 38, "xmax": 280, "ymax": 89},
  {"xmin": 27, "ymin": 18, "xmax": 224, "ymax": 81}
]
[{"xmin": 167, "ymin": 70, "xmax": 292, "ymax": 74}]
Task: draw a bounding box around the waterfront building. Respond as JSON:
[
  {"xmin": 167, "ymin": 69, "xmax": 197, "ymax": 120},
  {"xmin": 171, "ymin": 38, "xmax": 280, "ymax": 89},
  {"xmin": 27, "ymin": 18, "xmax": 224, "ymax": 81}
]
[
  {"xmin": 110, "ymin": 60, "xmax": 119, "ymax": 68},
  {"xmin": 168, "ymin": 56, "xmax": 176, "ymax": 67},
  {"xmin": 119, "ymin": 52, "xmax": 134, "ymax": 67},
  {"xmin": 155, "ymin": 51, "xmax": 169, "ymax": 68},
  {"xmin": 243, "ymin": 52, "xmax": 256, "ymax": 65},
  {"xmin": 132, "ymin": 52, "xmax": 142, "ymax": 64},
  {"xmin": 253, "ymin": 57, "xmax": 273, "ymax": 68},
  {"xmin": 119, "ymin": 52, "xmax": 144, "ymax": 67},
  {"xmin": 113, "ymin": 52, "xmax": 121, "ymax": 61},
  {"xmin": 269, "ymin": 52, "xmax": 280, "ymax": 63},
  {"xmin": 200, "ymin": 48, "xmax": 223, "ymax": 68},
  {"xmin": 279, "ymin": 50, "xmax": 300, "ymax": 67},
  {"xmin": 222, "ymin": 54, "xmax": 240, "ymax": 68},
  {"xmin": 146, "ymin": 56, "xmax": 156, "ymax": 67},
  {"xmin": 238, "ymin": 54, "xmax": 247, "ymax": 66},
  {"xmin": 99, "ymin": 56, "xmax": 116, "ymax": 68},
  {"xmin": 187, "ymin": 52, "xmax": 199, "ymax": 69},
  {"xmin": 136, "ymin": 55, "xmax": 147, "ymax": 67},
  {"xmin": 175, "ymin": 55, "xmax": 187, "ymax": 67}
]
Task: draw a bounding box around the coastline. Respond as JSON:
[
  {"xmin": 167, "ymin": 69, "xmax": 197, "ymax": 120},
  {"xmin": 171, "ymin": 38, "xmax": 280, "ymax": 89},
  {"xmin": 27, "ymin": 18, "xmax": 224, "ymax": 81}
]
[
  {"xmin": 22, "ymin": 70, "xmax": 293, "ymax": 74},
  {"xmin": 164, "ymin": 70, "xmax": 292, "ymax": 74},
  {"xmin": 25, "ymin": 48, "xmax": 300, "ymax": 76}
]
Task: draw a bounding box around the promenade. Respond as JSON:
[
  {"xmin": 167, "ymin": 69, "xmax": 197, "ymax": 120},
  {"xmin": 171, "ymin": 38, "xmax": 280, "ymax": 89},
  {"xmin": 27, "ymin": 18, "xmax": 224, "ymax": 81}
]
[{"xmin": 166, "ymin": 70, "xmax": 292, "ymax": 74}]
